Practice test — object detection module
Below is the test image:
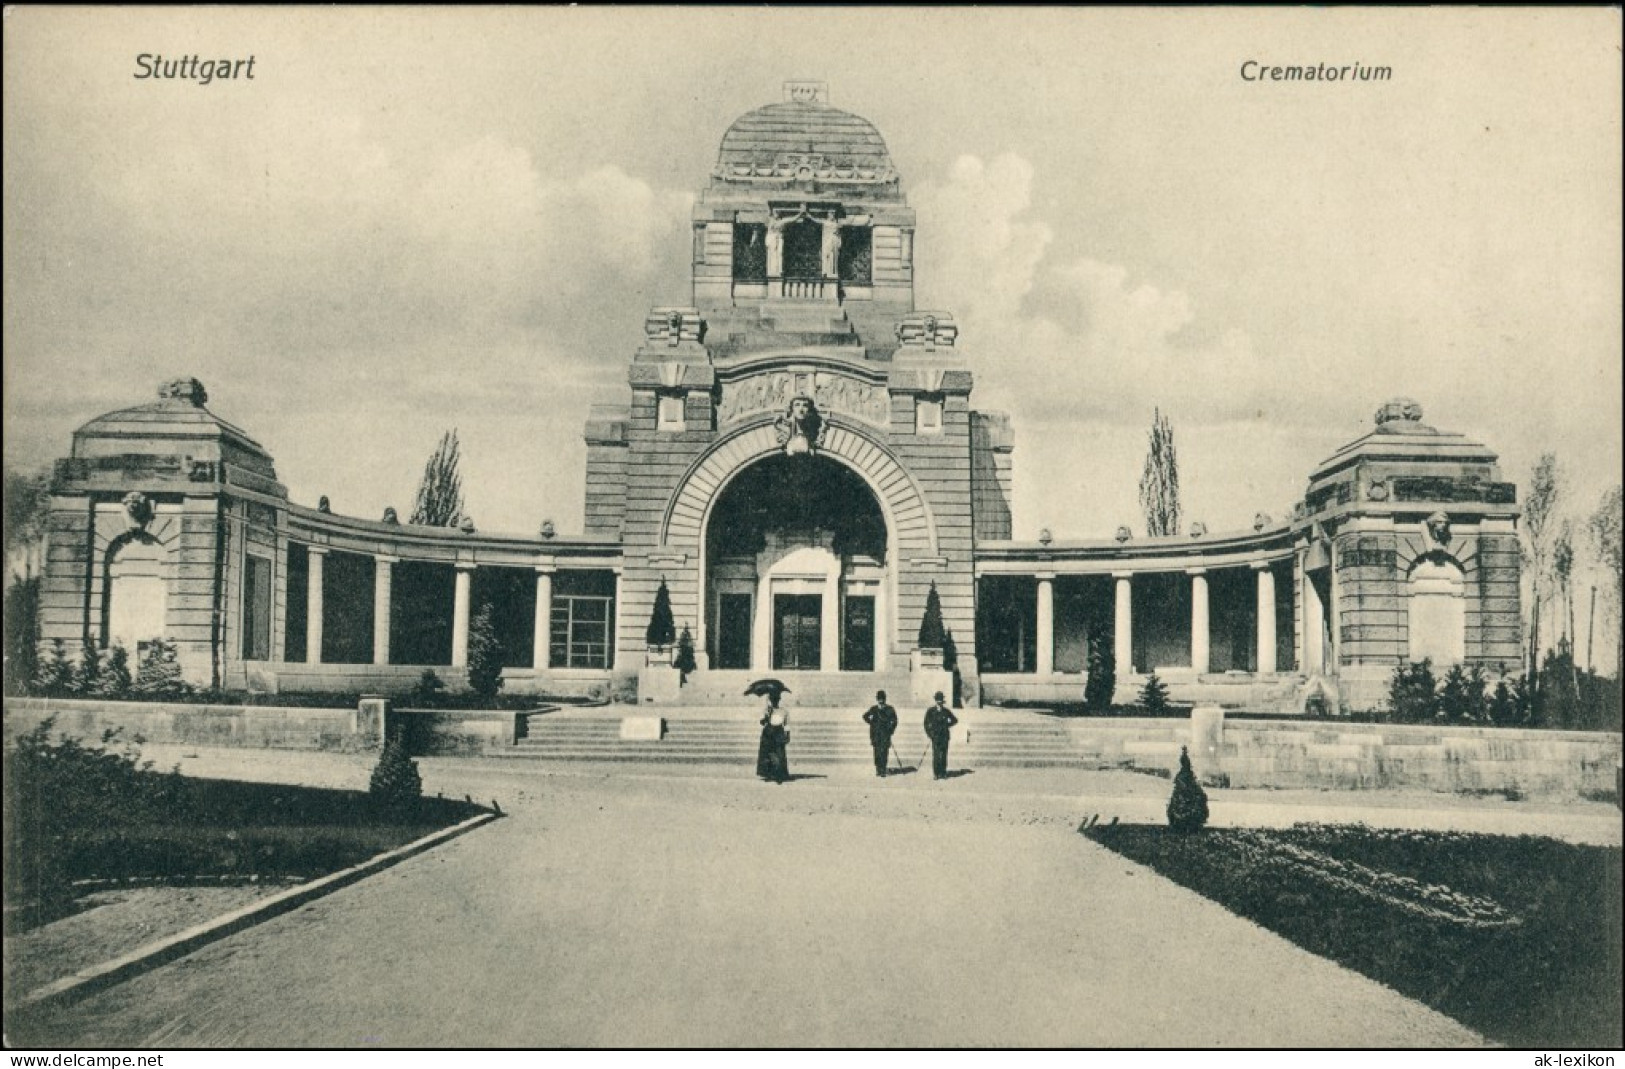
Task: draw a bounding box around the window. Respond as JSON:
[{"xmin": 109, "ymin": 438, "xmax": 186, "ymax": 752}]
[
  {"xmin": 549, "ymin": 570, "xmax": 617, "ymax": 669},
  {"xmin": 838, "ymin": 226, "xmax": 872, "ymax": 285},
  {"xmin": 242, "ymin": 553, "xmax": 273, "ymax": 661},
  {"xmin": 658, "ymin": 393, "xmax": 685, "ymax": 432},
  {"xmin": 915, "ymin": 396, "xmax": 943, "ymax": 435},
  {"xmin": 550, "ymin": 596, "xmax": 614, "ymax": 668},
  {"xmin": 732, "ymin": 223, "xmax": 766, "ymax": 282}
]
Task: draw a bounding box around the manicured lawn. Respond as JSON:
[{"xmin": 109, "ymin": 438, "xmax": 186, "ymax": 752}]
[
  {"xmin": 1084, "ymin": 824, "xmax": 1622, "ymax": 1048},
  {"xmin": 7, "ymin": 772, "xmax": 485, "ymax": 932}
]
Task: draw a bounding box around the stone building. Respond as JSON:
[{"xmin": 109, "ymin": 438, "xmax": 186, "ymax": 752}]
[{"xmin": 36, "ymin": 84, "xmax": 1523, "ymax": 712}]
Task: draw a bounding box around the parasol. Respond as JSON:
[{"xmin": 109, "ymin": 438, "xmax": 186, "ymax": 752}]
[{"xmin": 743, "ymin": 678, "xmax": 791, "ymax": 699}]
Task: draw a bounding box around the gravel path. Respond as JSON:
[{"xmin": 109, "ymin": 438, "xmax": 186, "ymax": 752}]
[{"xmin": 11, "ymin": 755, "xmax": 1485, "ymax": 1048}]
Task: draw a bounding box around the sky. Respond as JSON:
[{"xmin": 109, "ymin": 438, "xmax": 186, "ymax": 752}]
[{"xmin": 5, "ymin": 9, "xmax": 1621, "ymax": 609}]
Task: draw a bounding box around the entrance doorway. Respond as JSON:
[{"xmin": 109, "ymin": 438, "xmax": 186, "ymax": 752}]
[
  {"xmin": 843, "ymin": 596, "xmax": 875, "ymax": 671},
  {"xmin": 774, "ymin": 594, "xmax": 822, "ymax": 670},
  {"xmin": 716, "ymin": 593, "xmax": 753, "ymax": 669}
]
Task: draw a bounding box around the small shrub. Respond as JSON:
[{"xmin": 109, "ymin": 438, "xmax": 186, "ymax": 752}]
[
  {"xmin": 1489, "ymin": 680, "xmax": 1518, "ymax": 725},
  {"xmin": 132, "ymin": 638, "xmax": 190, "ymax": 698},
  {"xmin": 95, "ymin": 643, "xmax": 134, "ymax": 697},
  {"xmin": 466, "ymin": 604, "xmax": 503, "ymax": 703},
  {"xmin": 674, "ymin": 626, "xmax": 697, "ymax": 679},
  {"xmin": 71, "ymin": 641, "xmax": 102, "ymax": 696},
  {"xmin": 412, "ymin": 669, "xmax": 447, "ymax": 706},
  {"xmin": 368, "ymin": 734, "xmax": 422, "ymax": 809},
  {"xmin": 1139, "ymin": 671, "xmax": 1171, "ymax": 715},
  {"xmin": 1388, "ymin": 660, "xmax": 1438, "ymax": 722},
  {"xmin": 1084, "ymin": 633, "xmax": 1116, "ymax": 713},
  {"xmin": 1438, "ymin": 664, "xmax": 1471, "ymax": 723},
  {"xmin": 32, "ymin": 639, "xmax": 74, "ymax": 697},
  {"xmin": 1167, "ymin": 746, "xmax": 1209, "ymax": 832}
]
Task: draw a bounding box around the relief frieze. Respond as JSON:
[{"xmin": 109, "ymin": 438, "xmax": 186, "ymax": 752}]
[{"xmin": 717, "ymin": 370, "xmax": 890, "ymax": 429}]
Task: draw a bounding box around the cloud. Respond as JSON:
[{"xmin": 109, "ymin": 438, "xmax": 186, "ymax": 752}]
[
  {"xmin": 911, "ymin": 152, "xmax": 1336, "ymax": 538},
  {"xmin": 912, "ymin": 154, "xmax": 1052, "ymax": 327}
]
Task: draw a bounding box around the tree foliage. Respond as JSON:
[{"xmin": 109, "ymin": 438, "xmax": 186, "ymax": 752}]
[
  {"xmin": 368, "ymin": 733, "xmax": 423, "ymax": 808},
  {"xmin": 674, "ymin": 626, "xmax": 697, "ymax": 678},
  {"xmin": 1589, "ymin": 485, "xmax": 1622, "ymax": 669},
  {"xmin": 3, "ymin": 467, "xmax": 51, "ymax": 582},
  {"xmin": 917, "ymin": 582, "xmax": 946, "ymax": 649},
  {"xmin": 1167, "ymin": 746, "xmax": 1209, "ymax": 832},
  {"xmin": 1521, "ymin": 453, "xmax": 1562, "ymax": 675},
  {"xmin": 1084, "ymin": 632, "xmax": 1116, "ymax": 713},
  {"xmin": 646, "ymin": 579, "xmax": 676, "ymax": 649},
  {"xmin": 1138, "ymin": 408, "xmax": 1181, "ymax": 538},
  {"xmin": 466, "ymin": 604, "xmax": 503, "ymax": 702},
  {"xmin": 1139, "ymin": 671, "xmax": 1171, "ymax": 715},
  {"xmin": 410, "ymin": 430, "xmax": 465, "ymax": 527}
]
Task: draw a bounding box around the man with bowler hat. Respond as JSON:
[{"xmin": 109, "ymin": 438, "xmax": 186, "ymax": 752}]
[
  {"xmin": 924, "ymin": 691, "xmax": 958, "ymax": 780},
  {"xmin": 862, "ymin": 690, "xmax": 898, "ymax": 777}
]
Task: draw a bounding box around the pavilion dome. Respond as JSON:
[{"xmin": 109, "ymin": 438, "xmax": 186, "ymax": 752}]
[
  {"xmin": 714, "ymin": 100, "xmax": 897, "ymax": 184},
  {"xmin": 72, "ymin": 378, "xmax": 277, "ymax": 478}
]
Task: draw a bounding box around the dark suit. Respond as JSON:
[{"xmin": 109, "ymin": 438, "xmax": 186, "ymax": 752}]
[
  {"xmin": 924, "ymin": 702, "xmax": 958, "ymax": 779},
  {"xmin": 862, "ymin": 702, "xmax": 898, "ymax": 776}
]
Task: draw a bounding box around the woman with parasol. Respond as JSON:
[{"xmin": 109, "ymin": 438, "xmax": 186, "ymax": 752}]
[{"xmin": 748, "ymin": 679, "xmax": 791, "ymax": 783}]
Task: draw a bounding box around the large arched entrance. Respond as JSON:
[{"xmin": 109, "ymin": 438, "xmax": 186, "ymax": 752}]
[{"xmin": 706, "ymin": 454, "xmax": 888, "ymax": 672}]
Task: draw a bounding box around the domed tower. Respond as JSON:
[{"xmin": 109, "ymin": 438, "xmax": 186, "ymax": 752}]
[
  {"xmin": 691, "ymin": 80, "xmax": 916, "ymax": 344},
  {"xmin": 590, "ymin": 83, "xmax": 1012, "ymax": 704}
]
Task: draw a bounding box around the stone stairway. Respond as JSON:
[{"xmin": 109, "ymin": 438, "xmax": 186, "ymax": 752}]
[
  {"xmin": 500, "ymin": 711, "xmax": 1093, "ymax": 769},
  {"xmin": 672, "ymin": 668, "xmax": 915, "ymax": 708}
]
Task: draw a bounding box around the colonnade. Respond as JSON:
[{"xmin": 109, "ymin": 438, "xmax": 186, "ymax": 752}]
[
  {"xmin": 1016, "ymin": 561, "xmax": 1290, "ymax": 677},
  {"xmin": 298, "ymin": 548, "xmax": 613, "ymax": 670}
]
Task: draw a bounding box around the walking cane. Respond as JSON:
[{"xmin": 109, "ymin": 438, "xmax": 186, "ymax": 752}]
[{"xmin": 890, "ymin": 742, "xmax": 905, "ymax": 773}]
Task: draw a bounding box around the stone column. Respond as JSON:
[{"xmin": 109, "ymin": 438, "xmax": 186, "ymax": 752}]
[
  {"xmin": 533, "ymin": 567, "xmax": 554, "ymax": 671},
  {"xmin": 1113, "ymin": 573, "xmax": 1133, "ymax": 674},
  {"xmin": 1189, "ymin": 569, "xmax": 1209, "ymax": 675},
  {"xmin": 820, "ymin": 567, "xmax": 840, "ymax": 672},
  {"xmin": 1302, "ymin": 563, "xmax": 1325, "ymax": 674},
  {"xmin": 1254, "ymin": 563, "xmax": 1277, "ymax": 675},
  {"xmin": 305, "ymin": 547, "xmax": 327, "ymax": 665},
  {"xmin": 451, "ymin": 564, "xmax": 473, "ymax": 668},
  {"xmin": 612, "ymin": 568, "xmax": 624, "ymax": 671},
  {"xmin": 874, "ymin": 579, "xmax": 889, "ymax": 671},
  {"xmin": 372, "ymin": 556, "xmax": 395, "ymax": 666},
  {"xmin": 1035, "ymin": 575, "xmax": 1055, "ymax": 677}
]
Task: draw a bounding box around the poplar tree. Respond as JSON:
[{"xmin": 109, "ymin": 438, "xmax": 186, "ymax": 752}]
[
  {"xmin": 1521, "ymin": 454, "xmax": 1561, "ymax": 677},
  {"xmin": 411, "ymin": 430, "xmax": 465, "ymax": 528},
  {"xmin": 1139, "ymin": 408, "xmax": 1181, "ymax": 538}
]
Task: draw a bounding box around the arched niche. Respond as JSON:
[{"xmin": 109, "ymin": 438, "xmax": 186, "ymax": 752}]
[
  {"xmin": 1408, "ymin": 554, "xmax": 1466, "ymax": 666},
  {"xmin": 103, "ymin": 533, "xmax": 167, "ymax": 649}
]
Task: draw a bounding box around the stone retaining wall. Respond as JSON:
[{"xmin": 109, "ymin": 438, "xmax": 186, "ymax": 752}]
[
  {"xmin": 2, "ymin": 698, "xmax": 528, "ymax": 757},
  {"xmin": 1063, "ymin": 715, "xmax": 1621, "ymax": 800}
]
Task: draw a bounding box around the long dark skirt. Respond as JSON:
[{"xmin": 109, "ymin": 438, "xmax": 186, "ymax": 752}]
[{"xmin": 756, "ymin": 725, "xmax": 789, "ymax": 782}]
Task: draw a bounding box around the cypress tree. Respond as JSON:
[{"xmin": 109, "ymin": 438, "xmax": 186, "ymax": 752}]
[
  {"xmin": 917, "ymin": 582, "xmax": 946, "ymax": 650},
  {"xmin": 466, "ymin": 604, "xmax": 503, "ymax": 702},
  {"xmin": 369, "ymin": 733, "xmax": 423, "ymax": 809},
  {"xmin": 1084, "ymin": 632, "xmax": 1116, "ymax": 713},
  {"xmin": 1167, "ymin": 746, "xmax": 1210, "ymax": 832},
  {"xmin": 646, "ymin": 579, "xmax": 676, "ymax": 649}
]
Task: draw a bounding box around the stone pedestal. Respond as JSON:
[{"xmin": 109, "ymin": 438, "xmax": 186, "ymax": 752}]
[
  {"xmin": 638, "ymin": 665, "xmax": 682, "ymax": 704},
  {"xmin": 355, "ymin": 695, "xmax": 390, "ymax": 748},
  {"xmin": 1190, "ymin": 704, "xmax": 1224, "ymax": 773},
  {"xmin": 619, "ymin": 716, "xmax": 665, "ymax": 741}
]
